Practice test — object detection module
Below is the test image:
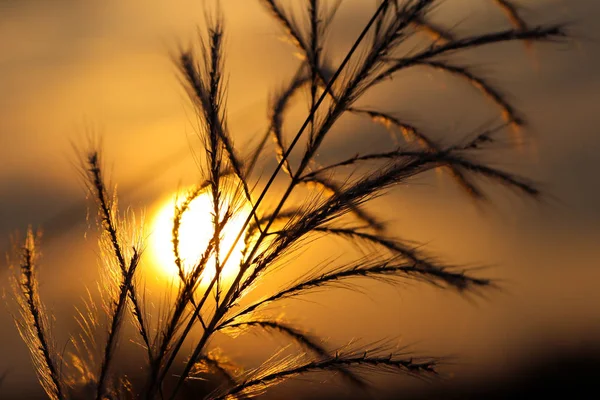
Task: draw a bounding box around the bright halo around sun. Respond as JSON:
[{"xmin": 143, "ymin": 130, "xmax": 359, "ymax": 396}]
[{"xmin": 150, "ymin": 188, "xmax": 250, "ymax": 286}]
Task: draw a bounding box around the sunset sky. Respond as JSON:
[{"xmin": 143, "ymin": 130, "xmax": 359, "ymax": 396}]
[{"xmin": 1, "ymin": 0, "xmax": 599, "ymax": 398}]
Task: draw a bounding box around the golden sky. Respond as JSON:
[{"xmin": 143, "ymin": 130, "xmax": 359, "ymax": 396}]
[{"xmin": 1, "ymin": 0, "xmax": 599, "ymax": 398}]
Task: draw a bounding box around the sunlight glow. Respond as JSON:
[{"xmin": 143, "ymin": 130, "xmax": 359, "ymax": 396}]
[{"xmin": 151, "ymin": 189, "xmax": 250, "ymax": 286}]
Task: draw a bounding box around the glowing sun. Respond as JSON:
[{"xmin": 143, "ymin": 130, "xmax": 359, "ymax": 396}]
[{"xmin": 151, "ymin": 189, "xmax": 250, "ymax": 285}]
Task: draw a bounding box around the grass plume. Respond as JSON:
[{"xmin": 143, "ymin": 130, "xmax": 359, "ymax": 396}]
[
  {"xmin": 8, "ymin": 1, "xmax": 567, "ymax": 399},
  {"xmin": 12, "ymin": 229, "xmax": 64, "ymax": 400},
  {"xmin": 212, "ymin": 349, "xmax": 436, "ymax": 400}
]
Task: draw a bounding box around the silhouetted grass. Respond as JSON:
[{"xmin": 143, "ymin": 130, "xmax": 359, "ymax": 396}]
[
  {"xmin": 11, "ymin": 229, "xmax": 64, "ymax": 400},
  {"xmin": 8, "ymin": 1, "xmax": 567, "ymax": 399}
]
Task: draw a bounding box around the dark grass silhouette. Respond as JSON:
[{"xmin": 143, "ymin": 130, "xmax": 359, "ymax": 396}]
[{"xmin": 7, "ymin": 1, "xmax": 566, "ymax": 399}]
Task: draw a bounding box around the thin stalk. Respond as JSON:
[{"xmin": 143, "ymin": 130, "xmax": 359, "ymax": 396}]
[
  {"xmin": 87, "ymin": 154, "xmax": 153, "ymax": 365},
  {"xmin": 96, "ymin": 250, "xmax": 140, "ymax": 400},
  {"xmin": 309, "ymin": 0, "xmax": 320, "ymax": 144}
]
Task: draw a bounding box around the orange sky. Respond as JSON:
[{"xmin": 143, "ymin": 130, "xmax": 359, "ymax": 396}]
[{"xmin": 1, "ymin": 0, "xmax": 599, "ymax": 398}]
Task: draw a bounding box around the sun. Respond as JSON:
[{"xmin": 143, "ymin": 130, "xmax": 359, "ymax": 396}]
[{"xmin": 150, "ymin": 188, "xmax": 250, "ymax": 286}]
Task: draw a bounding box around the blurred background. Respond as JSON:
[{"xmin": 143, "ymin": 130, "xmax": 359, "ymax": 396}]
[{"xmin": 1, "ymin": 0, "xmax": 599, "ymax": 398}]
